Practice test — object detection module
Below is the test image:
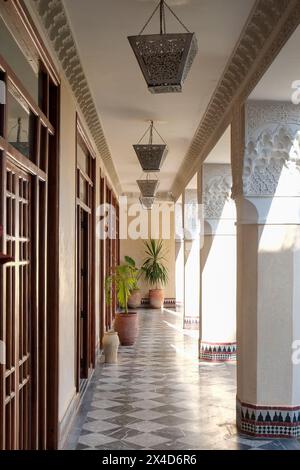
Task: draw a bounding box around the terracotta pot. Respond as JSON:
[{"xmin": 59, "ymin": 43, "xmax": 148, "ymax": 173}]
[
  {"xmin": 114, "ymin": 312, "xmax": 138, "ymax": 346},
  {"xmin": 149, "ymin": 289, "xmax": 165, "ymax": 309},
  {"xmin": 102, "ymin": 331, "xmax": 119, "ymax": 364},
  {"xmin": 128, "ymin": 289, "xmax": 142, "ymax": 309}
]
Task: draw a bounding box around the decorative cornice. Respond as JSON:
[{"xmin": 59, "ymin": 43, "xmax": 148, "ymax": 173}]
[
  {"xmin": 31, "ymin": 0, "xmax": 122, "ymax": 194},
  {"xmin": 124, "ymin": 191, "xmax": 175, "ymax": 202},
  {"xmin": 171, "ymin": 0, "xmax": 300, "ymax": 199}
]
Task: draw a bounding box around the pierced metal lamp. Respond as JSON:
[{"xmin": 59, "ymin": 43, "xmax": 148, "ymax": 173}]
[
  {"xmin": 128, "ymin": 0, "xmax": 198, "ymax": 93},
  {"xmin": 137, "ymin": 177, "xmax": 159, "ymax": 198},
  {"xmin": 139, "ymin": 195, "xmax": 156, "ymax": 210},
  {"xmin": 133, "ymin": 121, "xmax": 168, "ymax": 172}
]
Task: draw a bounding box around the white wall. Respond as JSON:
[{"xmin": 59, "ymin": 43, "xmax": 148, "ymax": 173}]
[{"xmin": 120, "ymin": 202, "xmax": 176, "ymax": 299}]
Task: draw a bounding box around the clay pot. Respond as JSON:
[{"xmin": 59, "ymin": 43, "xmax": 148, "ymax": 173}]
[
  {"xmin": 102, "ymin": 331, "xmax": 120, "ymax": 364},
  {"xmin": 149, "ymin": 289, "xmax": 165, "ymax": 309},
  {"xmin": 128, "ymin": 289, "xmax": 142, "ymax": 309},
  {"xmin": 114, "ymin": 312, "xmax": 138, "ymax": 346}
]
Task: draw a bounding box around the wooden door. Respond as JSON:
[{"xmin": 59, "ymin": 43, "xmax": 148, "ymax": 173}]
[{"xmin": 77, "ymin": 207, "xmax": 89, "ymax": 381}]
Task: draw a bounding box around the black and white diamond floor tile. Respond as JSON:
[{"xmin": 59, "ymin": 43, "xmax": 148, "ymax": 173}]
[{"xmin": 64, "ymin": 308, "xmax": 300, "ymax": 451}]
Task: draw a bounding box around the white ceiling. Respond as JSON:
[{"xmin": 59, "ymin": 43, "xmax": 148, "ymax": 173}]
[
  {"xmin": 63, "ymin": 0, "xmax": 255, "ymax": 193},
  {"xmin": 250, "ymin": 25, "xmax": 300, "ymax": 101}
]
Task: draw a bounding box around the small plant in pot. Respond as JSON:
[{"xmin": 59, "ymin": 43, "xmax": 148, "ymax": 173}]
[
  {"xmin": 125, "ymin": 256, "xmax": 142, "ymax": 309},
  {"xmin": 105, "ymin": 264, "xmax": 139, "ymax": 346},
  {"xmin": 142, "ymin": 239, "xmax": 168, "ymax": 309}
]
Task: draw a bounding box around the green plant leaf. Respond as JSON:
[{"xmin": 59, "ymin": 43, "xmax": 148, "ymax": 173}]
[
  {"xmin": 105, "ymin": 263, "xmax": 137, "ymax": 313},
  {"xmin": 142, "ymin": 239, "xmax": 169, "ymax": 288},
  {"xmin": 124, "ymin": 255, "xmax": 136, "ymax": 268}
]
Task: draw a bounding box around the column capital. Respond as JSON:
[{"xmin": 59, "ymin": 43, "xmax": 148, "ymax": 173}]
[
  {"xmin": 203, "ymin": 164, "xmax": 236, "ymax": 234},
  {"xmin": 232, "ymin": 101, "xmax": 300, "ymax": 200}
]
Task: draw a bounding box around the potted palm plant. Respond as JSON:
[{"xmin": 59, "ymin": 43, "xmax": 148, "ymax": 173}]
[
  {"xmin": 105, "ymin": 264, "xmax": 139, "ymax": 346},
  {"xmin": 142, "ymin": 239, "xmax": 168, "ymax": 309},
  {"xmin": 124, "ymin": 256, "xmax": 142, "ymax": 309}
]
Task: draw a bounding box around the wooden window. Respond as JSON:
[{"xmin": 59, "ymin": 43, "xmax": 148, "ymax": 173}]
[
  {"xmin": 99, "ymin": 174, "xmax": 104, "ymax": 346},
  {"xmin": 0, "ymin": 1, "xmax": 60, "ymax": 450},
  {"xmin": 7, "ymin": 88, "xmax": 36, "ymax": 161},
  {"xmin": 104, "ymin": 185, "xmax": 119, "ymax": 331}
]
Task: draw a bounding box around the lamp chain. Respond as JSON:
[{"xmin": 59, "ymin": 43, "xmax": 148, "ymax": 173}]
[
  {"xmin": 160, "ymin": 0, "xmax": 166, "ymax": 35},
  {"xmin": 138, "ymin": 0, "xmax": 190, "ymax": 36},
  {"xmin": 149, "ymin": 121, "xmax": 154, "ymax": 145}
]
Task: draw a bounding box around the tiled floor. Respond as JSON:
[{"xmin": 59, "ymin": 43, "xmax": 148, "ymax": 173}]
[{"xmin": 65, "ymin": 308, "xmax": 300, "ymax": 451}]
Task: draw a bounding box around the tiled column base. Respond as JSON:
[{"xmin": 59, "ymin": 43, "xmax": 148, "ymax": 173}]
[
  {"xmin": 237, "ymin": 398, "xmax": 300, "ymax": 438},
  {"xmin": 141, "ymin": 298, "xmax": 176, "ymax": 307},
  {"xmin": 199, "ymin": 342, "xmax": 236, "ymax": 362},
  {"xmin": 184, "ymin": 317, "xmax": 200, "ymax": 330}
]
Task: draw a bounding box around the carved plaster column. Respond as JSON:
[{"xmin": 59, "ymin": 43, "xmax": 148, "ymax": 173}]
[
  {"xmin": 232, "ymin": 101, "xmax": 300, "ymax": 438},
  {"xmin": 199, "ymin": 164, "xmax": 237, "ymax": 361}
]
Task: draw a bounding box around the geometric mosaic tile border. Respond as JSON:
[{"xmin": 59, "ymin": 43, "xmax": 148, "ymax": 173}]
[
  {"xmin": 184, "ymin": 316, "xmax": 200, "ymax": 325},
  {"xmin": 200, "ymin": 342, "xmax": 237, "ymax": 362},
  {"xmin": 141, "ymin": 298, "xmax": 176, "ymax": 307},
  {"xmin": 237, "ymin": 398, "xmax": 300, "ymax": 438}
]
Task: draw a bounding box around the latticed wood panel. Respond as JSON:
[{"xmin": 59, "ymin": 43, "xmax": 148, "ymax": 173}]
[{"xmin": 4, "ymin": 162, "xmax": 31, "ymax": 450}]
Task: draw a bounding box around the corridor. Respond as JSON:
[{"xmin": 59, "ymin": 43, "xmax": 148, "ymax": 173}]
[
  {"xmin": 3, "ymin": 0, "xmax": 300, "ymax": 455},
  {"xmin": 65, "ymin": 309, "xmax": 300, "ymax": 451}
]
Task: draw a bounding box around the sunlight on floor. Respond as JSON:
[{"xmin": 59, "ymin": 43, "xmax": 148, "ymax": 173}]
[{"xmin": 163, "ymin": 320, "xmax": 199, "ymax": 339}]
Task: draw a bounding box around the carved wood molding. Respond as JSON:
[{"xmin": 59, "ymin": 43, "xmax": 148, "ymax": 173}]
[
  {"xmin": 30, "ymin": 0, "xmax": 122, "ymax": 194},
  {"xmin": 231, "ymin": 104, "xmax": 245, "ymax": 199},
  {"xmin": 171, "ymin": 0, "xmax": 300, "ymax": 199},
  {"xmin": 123, "ymin": 191, "xmax": 175, "ymax": 202}
]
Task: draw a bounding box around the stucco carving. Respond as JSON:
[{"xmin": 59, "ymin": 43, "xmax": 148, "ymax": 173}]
[
  {"xmin": 171, "ymin": 0, "xmax": 300, "ymax": 199},
  {"xmin": 243, "ymin": 126, "xmax": 300, "ymax": 196},
  {"xmin": 203, "ymin": 175, "xmax": 232, "ymax": 219},
  {"xmin": 31, "ymin": 0, "xmax": 121, "ymax": 193},
  {"xmin": 243, "ymin": 102, "xmax": 300, "ymax": 197}
]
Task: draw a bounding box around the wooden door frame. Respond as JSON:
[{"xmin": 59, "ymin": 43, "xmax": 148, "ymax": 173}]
[
  {"xmin": 75, "ymin": 116, "xmax": 96, "ymax": 392},
  {"xmin": 103, "ymin": 182, "xmax": 119, "ymax": 331},
  {"xmin": 105, "ymin": 183, "xmax": 112, "ymax": 330},
  {"xmin": 77, "ymin": 206, "xmax": 90, "ymax": 380},
  {"xmin": 99, "ymin": 173, "xmax": 105, "ymax": 347}
]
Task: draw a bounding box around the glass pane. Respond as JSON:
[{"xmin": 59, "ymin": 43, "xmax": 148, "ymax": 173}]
[
  {"xmin": 79, "ymin": 174, "xmax": 88, "ymax": 204},
  {"xmin": 0, "ymin": 73, "xmax": 4, "ymax": 137},
  {"xmin": 7, "ymin": 90, "xmax": 34, "ymax": 160},
  {"xmin": 39, "ymin": 125, "xmax": 48, "ymax": 172},
  {"xmin": 38, "ymin": 69, "xmax": 48, "ymax": 116},
  {"xmin": 77, "ymin": 143, "xmax": 88, "ymax": 174},
  {"xmin": 0, "ymin": 16, "xmax": 39, "ymax": 103}
]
